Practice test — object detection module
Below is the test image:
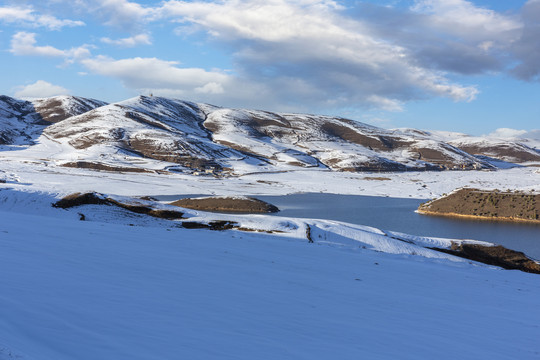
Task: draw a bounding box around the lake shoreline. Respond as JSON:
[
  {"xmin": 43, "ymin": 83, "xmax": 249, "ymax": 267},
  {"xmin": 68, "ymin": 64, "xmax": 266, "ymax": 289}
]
[
  {"xmin": 418, "ymin": 188, "xmax": 540, "ymax": 224},
  {"xmin": 417, "ymin": 209, "xmax": 540, "ymax": 225}
]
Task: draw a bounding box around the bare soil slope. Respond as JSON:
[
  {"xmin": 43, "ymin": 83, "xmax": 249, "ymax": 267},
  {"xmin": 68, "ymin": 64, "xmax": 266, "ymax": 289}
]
[
  {"xmin": 170, "ymin": 196, "xmax": 279, "ymax": 213},
  {"xmin": 419, "ymin": 188, "xmax": 540, "ymax": 222}
]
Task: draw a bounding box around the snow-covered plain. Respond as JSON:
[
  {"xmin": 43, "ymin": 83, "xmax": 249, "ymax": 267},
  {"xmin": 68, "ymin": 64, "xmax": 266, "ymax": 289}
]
[
  {"xmin": 1, "ymin": 189, "xmax": 540, "ymax": 360},
  {"xmin": 1, "ymin": 144, "xmax": 539, "ymax": 198}
]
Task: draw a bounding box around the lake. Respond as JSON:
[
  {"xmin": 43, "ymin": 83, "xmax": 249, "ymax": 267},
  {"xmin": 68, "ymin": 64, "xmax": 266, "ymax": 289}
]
[{"xmin": 156, "ymin": 193, "xmax": 540, "ymax": 259}]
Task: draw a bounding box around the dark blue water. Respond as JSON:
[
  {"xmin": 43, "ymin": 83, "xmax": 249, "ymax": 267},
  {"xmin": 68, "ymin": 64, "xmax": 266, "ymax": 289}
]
[{"xmin": 156, "ymin": 193, "xmax": 540, "ymax": 259}]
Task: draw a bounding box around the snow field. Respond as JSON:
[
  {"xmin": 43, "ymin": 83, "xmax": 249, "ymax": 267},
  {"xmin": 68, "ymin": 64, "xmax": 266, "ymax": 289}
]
[{"xmin": 1, "ymin": 201, "xmax": 540, "ymax": 360}]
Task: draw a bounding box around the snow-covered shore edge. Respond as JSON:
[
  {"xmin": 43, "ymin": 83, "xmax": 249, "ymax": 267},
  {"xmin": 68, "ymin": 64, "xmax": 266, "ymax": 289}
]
[{"xmin": 3, "ymin": 188, "xmax": 539, "ymax": 272}]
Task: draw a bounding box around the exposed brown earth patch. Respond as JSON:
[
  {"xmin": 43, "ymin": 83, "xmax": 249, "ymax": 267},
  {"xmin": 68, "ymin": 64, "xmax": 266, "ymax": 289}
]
[
  {"xmin": 455, "ymin": 144, "xmax": 540, "ymax": 163},
  {"xmin": 34, "ymin": 99, "xmax": 72, "ymax": 124},
  {"xmin": 170, "ymin": 196, "xmax": 279, "ymax": 214},
  {"xmin": 61, "ymin": 161, "xmax": 153, "ymax": 173},
  {"xmin": 181, "ymin": 220, "xmax": 238, "ymax": 230},
  {"xmin": 419, "ymin": 188, "xmax": 540, "ymax": 223},
  {"xmin": 53, "ymin": 192, "xmax": 184, "ymax": 220},
  {"xmin": 126, "ymin": 137, "xmax": 221, "ymax": 170},
  {"xmin": 434, "ymin": 243, "xmax": 540, "ymax": 274},
  {"xmin": 33, "ymin": 97, "xmax": 106, "ymax": 124},
  {"xmin": 412, "ymin": 145, "xmax": 482, "ymax": 169},
  {"xmin": 320, "ymin": 122, "xmax": 411, "ymax": 151},
  {"xmin": 53, "ymin": 192, "xmax": 109, "ymax": 208}
]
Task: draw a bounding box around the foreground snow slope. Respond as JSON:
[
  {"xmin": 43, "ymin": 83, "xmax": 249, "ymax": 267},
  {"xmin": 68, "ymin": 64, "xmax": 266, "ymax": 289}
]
[{"xmin": 1, "ymin": 190, "xmax": 540, "ymax": 359}]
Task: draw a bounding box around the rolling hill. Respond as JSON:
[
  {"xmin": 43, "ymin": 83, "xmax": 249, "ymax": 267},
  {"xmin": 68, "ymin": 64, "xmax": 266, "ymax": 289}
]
[{"xmin": 4, "ymin": 94, "xmax": 539, "ymax": 174}]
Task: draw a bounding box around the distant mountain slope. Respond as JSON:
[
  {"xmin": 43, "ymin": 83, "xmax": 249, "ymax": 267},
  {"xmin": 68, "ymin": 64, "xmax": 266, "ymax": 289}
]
[
  {"xmin": 447, "ymin": 137, "xmax": 540, "ymax": 164},
  {"xmin": 0, "ymin": 95, "xmax": 106, "ymax": 145},
  {"xmin": 10, "ymin": 94, "xmax": 535, "ymax": 173},
  {"xmin": 32, "ymin": 96, "xmax": 107, "ymax": 123},
  {"xmin": 396, "ymin": 129, "xmax": 540, "ymax": 164},
  {"xmin": 202, "ymin": 107, "xmax": 488, "ymax": 171},
  {"xmin": 0, "ymin": 95, "xmax": 42, "ymax": 145},
  {"xmin": 41, "ymin": 95, "xmax": 490, "ymax": 172},
  {"xmin": 44, "ymin": 96, "xmax": 257, "ymax": 170}
]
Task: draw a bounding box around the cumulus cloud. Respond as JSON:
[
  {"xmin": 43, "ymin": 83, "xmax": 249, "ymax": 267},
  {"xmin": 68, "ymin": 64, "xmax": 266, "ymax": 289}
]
[
  {"xmin": 411, "ymin": 0, "xmax": 522, "ymax": 37},
  {"xmin": 91, "ymin": 0, "xmax": 156, "ymax": 30},
  {"xmin": 366, "ymin": 96, "xmax": 404, "ymax": 112},
  {"xmin": 14, "ymin": 80, "xmax": 69, "ymax": 98},
  {"xmin": 9, "ymin": 32, "xmax": 91, "ymax": 60},
  {"xmin": 0, "ymin": 5, "xmax": 84, "ymax": 30},
  {"xmin": 510, "ymin": 0, "xmax": 540, "ymax": 81},
  {"xmin": 151, "ymin": 0, "xmax": 479, "ymax": 111},
  {"xmin": 488, "ymin": 128, "xmax": 528, "ymax": 138},
  {"xmin": 79, "ymin": 56, "xmax": 231, "ymax": 95},
  {"xmin": 350, "ymin": 1, "xmax": 521, "ymax": 76},
  {"xmin": 36, "ymin": 0, "xmax": 155, "ymax": 31},
  {"xmin": 76, "ymin": 55, "xmax": 292, "ymax": 110},
  {"xmin": 10, "ymin": 32, "xmax": 66, "ymax": 57},
  {"xmin": 7, "ymin": 0, "xmax": 539, "ymax": 114},
  {"xmin": 101, "ymin": 33, "xmax": 152, "ymax": 47},
  {"xmin": 488, "ymin": 128, "xmax": 540, "ymax": 140}
]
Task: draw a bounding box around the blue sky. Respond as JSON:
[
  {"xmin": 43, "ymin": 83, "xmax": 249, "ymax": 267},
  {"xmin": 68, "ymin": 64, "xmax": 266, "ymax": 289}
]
[{"xmin": 1, "ymin": 0, "xmax": 539, "ymax": 135}]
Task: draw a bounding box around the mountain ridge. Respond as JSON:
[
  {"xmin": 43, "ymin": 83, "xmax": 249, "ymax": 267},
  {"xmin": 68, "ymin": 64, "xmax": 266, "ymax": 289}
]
[{"xmin": 2, "ymin": 94, "xmax": 538, "ymax": 174}]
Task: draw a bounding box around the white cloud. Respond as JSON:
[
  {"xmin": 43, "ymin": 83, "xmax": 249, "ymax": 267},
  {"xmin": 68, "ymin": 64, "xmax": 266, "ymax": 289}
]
[
  {"xmin": 195, "ymin": 82, "xmax": 224, "ymax": 95},
  {"xmin": 487, "ymin": 128, "xmax": 540, "ymax": 148},
  {"xmin": 79, "ymin": 56, "xmax": 230, "ymax": 93},
  {"xmin": 366, "ymin": 96, "xmax": 404, "ymax": 112},
  {"xmin": 10, "ymin": 32, "xmax": 66, "ymax": 57},
  {"xmin": 77, "ymin": 55, "xmax": 286, "ymax": 109},
  {"xmin": 9, "ymin": 32, "xmax": 92, "ymax": 60},
  {"xmin": 7, "ymin": 0, "xmax": 535, "ymax": 115},
  {"xmin": 93, "ymin": 0, "xmax": 156, "ymax": 29},
  {"xmin": 511, "ymin": 0, "xmax": 540, "ymax": 81},
  {"xmin": 0, "ymin": 5, "xmax": 84, "ymax": 30},
  {"xmin": 101, "ymin": 33, "xmax": 152, "ymax": 47},
  {"xmin": 152, "ymin": 0, "xmax": 479, "ymax": 110},
  {"xmin": 411, "ymin": 0, "xmax": 522, "ymax": 38},
  {"xmin": 488, "ymin": 128, "xmax": 530, "ymax": 139},
  {"xmin": 14, "ymin": 80, "xmax": 69, "ymax": 98}
]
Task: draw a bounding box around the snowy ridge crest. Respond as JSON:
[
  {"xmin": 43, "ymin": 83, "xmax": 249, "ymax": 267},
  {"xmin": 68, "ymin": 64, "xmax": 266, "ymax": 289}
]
[{"xmin": 2, "ymin": 94, "xmax": 539, "ymax": 174}]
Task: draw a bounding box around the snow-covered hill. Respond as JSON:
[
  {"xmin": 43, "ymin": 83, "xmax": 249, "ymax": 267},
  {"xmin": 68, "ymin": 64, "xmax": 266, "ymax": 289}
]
[
  {"xmin": 0, "ymin": 95, "xmax": 43, "ymax": 145},
  {"xmin": 202, "ymin": 106, "xmax": 487, "ymax": 171},
  {"xmin": 0, "ymin": 95, "xmax": 106, "ymax": 146},
  {"xmin": 447, "ymin": 137, "xmax": 540, "ymax": 164},
  {"xmin": 406, "ymin": 129, "xmax": 540, "ymax": 164},
  {"xmin": 44, "ymin": 96, "xmax": 255, "ymax": 171},
  {"xmin": 4, "ymin": 94, "xmax": 540, "ymax": 173},
  {"xmin": 32, "ymin": 95, "xmax": 107, "ymax": 124},
  {"xmin": 10, "ymin": 94, "xmax": 489, "ymax": 173}
]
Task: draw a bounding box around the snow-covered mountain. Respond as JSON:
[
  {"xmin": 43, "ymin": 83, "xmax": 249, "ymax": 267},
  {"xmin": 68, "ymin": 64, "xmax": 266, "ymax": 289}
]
[
  {"xmin": 44, "ymin": 96, "xmax": 251, "ymax": 171},
  {"xmin": 0, "ymin": 95, "xmax": 44, "ymax": 145},
  {"xmin": 201, "ymin": 105, "xmax": 488, "ymax": 171},
  {"xmin": 397, "ymin": 128, "xmax": 540, "ymax": 165},
  {"xmin": 0, "ymin": 95, "xmax": 106, "ymax": 145},
  {"xmin": 5, "ymin": 94, "xmax": 540, "ymax": 173},
  {"xmin": 26, "ymin": 95, "xmax": 491, "ymax": 173},
  {"xmin": 33, "ymin": 95, "xmax": 107, "ymax": 124},
  {"xmin": 447, "ymin": 137, "xmax": 540, "ymax": 164}
]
